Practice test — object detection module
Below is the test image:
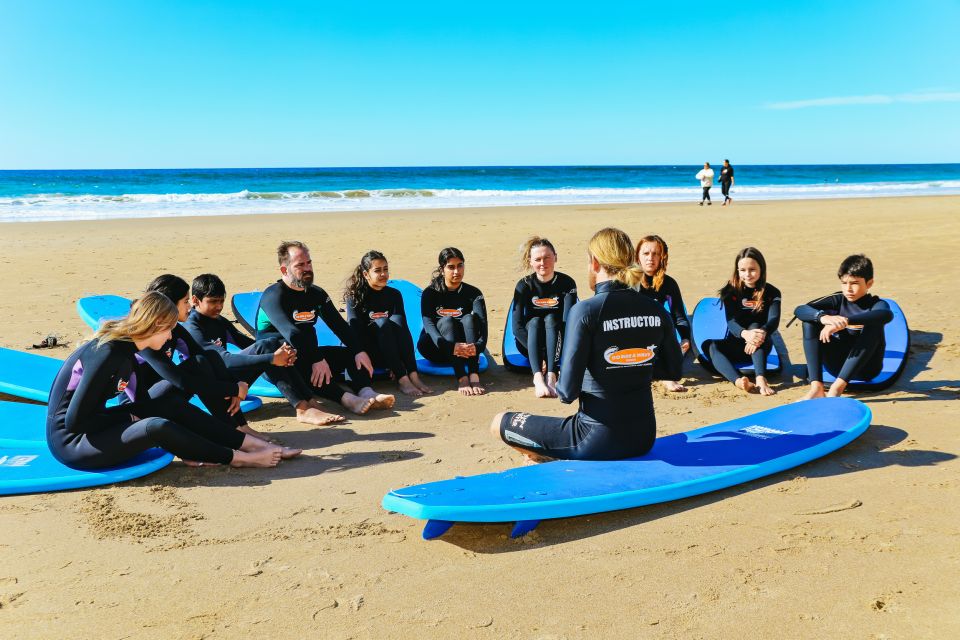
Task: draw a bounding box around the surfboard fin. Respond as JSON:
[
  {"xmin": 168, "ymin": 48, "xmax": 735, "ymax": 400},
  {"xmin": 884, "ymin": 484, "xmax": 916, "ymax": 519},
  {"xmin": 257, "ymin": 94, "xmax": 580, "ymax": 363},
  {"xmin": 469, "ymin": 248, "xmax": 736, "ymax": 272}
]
[
  {"xmin": 422, "ymin": 519, "xmax": 454, "ymax": 540},
  {"xmin": 510, "ymin": 520, "xmax": 540, "ymax": 538}
]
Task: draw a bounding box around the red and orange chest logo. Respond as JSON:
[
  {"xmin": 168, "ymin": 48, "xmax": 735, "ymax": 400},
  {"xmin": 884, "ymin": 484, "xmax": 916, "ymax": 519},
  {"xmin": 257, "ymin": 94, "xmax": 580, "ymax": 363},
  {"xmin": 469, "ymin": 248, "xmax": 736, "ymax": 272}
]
[
  {"xmin": 741, "ymin": 299, "xmax": 758, "ymax": 310},
  {"xmin": 292, "ymin": 309, "xmax": 316, "ymax": 322},
  {"xmin": 532, "ymin": 296, "xmax": 559, "ymax": 308},
  {"xmin": 117, "ymin": 379, "xmax": 128, "ymax": 392},
  {"xmin": 369, "ymin": 311, "xmax": 390, "ymax": 320},
  {"xmin": 436, "ymin": 307, "xmax": 462, "ymax": 318},
  {"xmin": 603, "ymin": 346, "xmax": 656, "ymax": 366}
]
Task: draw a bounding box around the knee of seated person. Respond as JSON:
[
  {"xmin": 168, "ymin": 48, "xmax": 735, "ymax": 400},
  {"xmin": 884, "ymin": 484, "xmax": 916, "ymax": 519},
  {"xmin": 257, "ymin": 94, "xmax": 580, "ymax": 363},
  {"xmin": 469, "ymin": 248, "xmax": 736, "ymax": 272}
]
[
  {"xmin": 255, "ymin": 336, "xmax": 284, "ymax": 353},
  {"xmin": 143, "ymin": 417, "xmax": 176, "ymax": 437},
  {"xmin": 801, "ymin": 321, "xmax": 821, "ymax": 339},
  {"xmin": 460, "ymin": 313, "xmax": 478, "ymax": 330},
  {"xmin": 543, "ymin": 313, "xmax": 561, "ymax": 328},
  {"xmin": 527, "ymin": 315, "xmax": 544, "ymax": 330}
]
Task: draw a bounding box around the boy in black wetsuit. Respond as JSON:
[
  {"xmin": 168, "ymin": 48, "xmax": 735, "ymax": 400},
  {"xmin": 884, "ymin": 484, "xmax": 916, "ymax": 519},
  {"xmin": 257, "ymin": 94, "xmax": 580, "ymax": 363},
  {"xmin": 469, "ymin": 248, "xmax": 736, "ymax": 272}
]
[
  {"xmin": 795, "ymin": 254, "xmax": 893, "ymax": 399},
  {"xmin": 184, "ymin": 273, "xmax": 344, "ymax": 426},
  {"xmin": 256, "ymin": 241, "xmax": 395, "ymax": 416}
]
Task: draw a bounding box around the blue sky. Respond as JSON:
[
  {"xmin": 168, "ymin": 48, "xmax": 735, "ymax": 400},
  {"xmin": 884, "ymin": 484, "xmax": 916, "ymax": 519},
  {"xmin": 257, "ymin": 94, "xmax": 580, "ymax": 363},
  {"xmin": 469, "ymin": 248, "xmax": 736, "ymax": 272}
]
[{"xmin": 1, "ymin": 1, "xmax": 958, "ymax": 169}]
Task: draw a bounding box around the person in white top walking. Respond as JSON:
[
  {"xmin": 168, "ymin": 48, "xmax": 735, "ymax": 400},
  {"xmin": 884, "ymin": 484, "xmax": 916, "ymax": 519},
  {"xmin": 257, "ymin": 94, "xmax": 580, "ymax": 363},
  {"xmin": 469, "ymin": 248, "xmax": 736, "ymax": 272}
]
[{"xmin": 695, "ymin": 162, "xmax": 714, "ymax": 206}]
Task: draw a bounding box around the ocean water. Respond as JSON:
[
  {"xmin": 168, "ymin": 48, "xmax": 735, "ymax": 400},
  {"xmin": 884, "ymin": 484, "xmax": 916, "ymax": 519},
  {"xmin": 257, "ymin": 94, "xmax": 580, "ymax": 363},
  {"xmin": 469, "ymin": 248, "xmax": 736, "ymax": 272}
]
[{"xmin": 1, "ymin": 164, "xmax": 958, "ymax": 222}]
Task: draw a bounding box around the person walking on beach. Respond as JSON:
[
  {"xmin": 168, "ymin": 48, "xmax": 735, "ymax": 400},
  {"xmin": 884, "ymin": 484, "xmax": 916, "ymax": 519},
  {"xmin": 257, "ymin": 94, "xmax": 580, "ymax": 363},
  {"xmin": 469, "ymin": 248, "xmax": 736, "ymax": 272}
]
[
  {"xmin": 720, "ymin": 159, "xmax": 735, "ymax": 206},
  {"xmin": 696, "ymin": 162, "xmax": 714, "ymax": 205}
]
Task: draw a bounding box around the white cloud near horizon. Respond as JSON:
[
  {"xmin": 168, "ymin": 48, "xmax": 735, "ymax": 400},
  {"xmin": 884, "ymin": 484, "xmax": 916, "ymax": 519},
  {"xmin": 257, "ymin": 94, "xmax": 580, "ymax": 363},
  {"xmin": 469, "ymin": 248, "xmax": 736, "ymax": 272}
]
[{"xmin": 764, "ymin": 91, "xmax": 960, "ymax": 110}]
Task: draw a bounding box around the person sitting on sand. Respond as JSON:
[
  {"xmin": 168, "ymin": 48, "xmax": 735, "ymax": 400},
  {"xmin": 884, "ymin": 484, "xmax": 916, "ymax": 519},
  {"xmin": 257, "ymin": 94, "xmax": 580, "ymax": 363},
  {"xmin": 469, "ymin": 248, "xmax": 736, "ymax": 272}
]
[
  {"xmin": 635, "ymin": 234, "xmax": 691, "ymax": 392},
  {"xmin": 343, "ymin": 251, "xmax": 432, "ymax": 397},
  {"xmin": 139, "ymin": 274, "xmax": 276, "ymax": 442},
  {"xmin": 418, "ymin": 247, "xmax": 488, "ymax": 396},
  {"xmin": 701, "ymin": 247, "xmax": 781, "ymax": 396},
  {"xmin": 490, "ymin": 228, "xmax": 683, "ymax": 462},
  {"xmin": 510, "ymin": 236, "xmax": 577, "ymax": 398},
  {"xmin": 184, "ymin": 273, "xmax": 344, "ymax": 426},
  {"xmin": 257, "ymin": 241, "xmax": 395, "ymax": 417},
  {"xmin": 795, "ymin": 254, "xmax": 893, "ymax": 399},
  {"xmin": 47, "ymin": 292, "xmax": 298, "ymax": 470}
]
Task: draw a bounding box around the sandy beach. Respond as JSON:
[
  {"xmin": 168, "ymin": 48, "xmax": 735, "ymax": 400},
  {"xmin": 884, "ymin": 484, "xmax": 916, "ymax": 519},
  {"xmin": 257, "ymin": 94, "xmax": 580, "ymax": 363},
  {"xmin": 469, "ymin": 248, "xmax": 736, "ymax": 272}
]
[{"xmin": 1, "ymin": 196, "xmax": 958, "ymax": 639}]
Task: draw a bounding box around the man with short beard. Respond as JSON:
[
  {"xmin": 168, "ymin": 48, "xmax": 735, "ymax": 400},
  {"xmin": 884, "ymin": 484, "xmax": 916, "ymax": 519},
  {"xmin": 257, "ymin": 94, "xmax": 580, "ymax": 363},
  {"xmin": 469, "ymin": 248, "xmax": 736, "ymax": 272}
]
[{"xmin": 256, "ymin": 241, "xmax": 395, "ymax": 417}]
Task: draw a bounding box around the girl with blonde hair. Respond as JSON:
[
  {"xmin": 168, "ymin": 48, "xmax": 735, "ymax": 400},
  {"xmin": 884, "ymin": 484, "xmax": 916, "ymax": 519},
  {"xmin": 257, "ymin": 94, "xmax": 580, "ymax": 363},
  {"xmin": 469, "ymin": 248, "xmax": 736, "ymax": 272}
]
[
  {"xmin": 509, "ymin": 236, "xmax": 577, "ymax": 397},
  {"xmin": 47, "ymin": 292, "xmax": 296, "ymax": 470},
  {"xmin": 491, "ymin": 228, "xmax": 683, "ymax": 462},
  {"xmin": 635, "ymin": 235, "xmax": 691, "ymax": 392}
]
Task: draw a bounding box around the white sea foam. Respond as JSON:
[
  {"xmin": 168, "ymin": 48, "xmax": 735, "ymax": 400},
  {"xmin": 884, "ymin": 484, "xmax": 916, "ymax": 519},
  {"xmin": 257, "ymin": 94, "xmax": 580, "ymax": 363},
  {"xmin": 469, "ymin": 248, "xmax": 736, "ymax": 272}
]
[{"xmin": 2, "ymin": 180, "xmax": 959, "ymax": 222}]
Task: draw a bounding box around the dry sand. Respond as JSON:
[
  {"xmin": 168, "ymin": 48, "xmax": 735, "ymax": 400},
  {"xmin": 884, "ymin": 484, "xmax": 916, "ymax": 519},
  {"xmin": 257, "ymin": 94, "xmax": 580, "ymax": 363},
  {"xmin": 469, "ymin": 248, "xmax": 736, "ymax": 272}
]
[{"xmin": 1, "ymin": 196, "xmax": 958, "ymax": 639}]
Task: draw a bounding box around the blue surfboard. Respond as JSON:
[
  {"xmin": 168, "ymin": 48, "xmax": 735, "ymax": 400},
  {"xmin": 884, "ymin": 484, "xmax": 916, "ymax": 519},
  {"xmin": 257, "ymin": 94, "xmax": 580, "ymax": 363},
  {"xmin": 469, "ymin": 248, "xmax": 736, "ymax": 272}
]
[
  {"xmin": 502, "ymin": 302, "xmax": 530, "ymax": 372},
  {"xmin": 382, "ymin": 397, "xmax": 871, "ymax": 539},
  {"xmin": 691, "ymin": 297, "xmax": 782, "ymax": 374},
  {"xmin": 0, "ymin": 347, "xmax": 261, "ymax": 414},
  {"xmin": 76, "ymin": 295, "xmax": 131, "ymax": 329},
  {"xmin": 390, "ymin": 279, "xmax": 490, "ymax": 376},
  {"xmin": 76, "ymin": 295, "xmax": 279, "ymax": 400},
  {"xmin": 0, "ymin": 443, "xmax": 173, "ymax": 496},
  {"xmin": 0, "ymin": 401, "xmax": 47, "ymax": 446},
  {"xmin": 820, "ymin": 298, "xmax": 909, "ymax": 390}
]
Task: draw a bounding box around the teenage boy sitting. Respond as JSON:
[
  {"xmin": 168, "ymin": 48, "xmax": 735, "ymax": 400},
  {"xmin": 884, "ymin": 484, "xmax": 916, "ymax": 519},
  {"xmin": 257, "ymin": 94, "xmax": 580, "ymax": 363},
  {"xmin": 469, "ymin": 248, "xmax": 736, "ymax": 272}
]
[
  {"xmin": 185, "ymin": 273, "xmax": 345, "ymax": 426},
  {"xmin": 795, "ymin": 254, "xmax": 893, "ymax": 399}
]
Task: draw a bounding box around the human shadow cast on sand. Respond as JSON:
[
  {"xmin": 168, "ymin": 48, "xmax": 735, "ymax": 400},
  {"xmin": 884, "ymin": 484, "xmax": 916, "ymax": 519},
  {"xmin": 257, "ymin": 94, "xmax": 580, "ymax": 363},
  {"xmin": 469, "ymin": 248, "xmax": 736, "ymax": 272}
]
[{"xmin": 428, "ymin": 423, "xmax": 955, "ymax": 552}]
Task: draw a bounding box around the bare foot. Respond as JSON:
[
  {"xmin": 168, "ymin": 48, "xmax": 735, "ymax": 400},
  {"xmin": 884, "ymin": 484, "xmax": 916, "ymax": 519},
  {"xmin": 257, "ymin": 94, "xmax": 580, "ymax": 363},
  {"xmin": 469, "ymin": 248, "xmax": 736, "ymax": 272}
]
[
  {"xmin": 296, "ymin": 405, "xmax": 345, "ymax": 426},
  {"xmin": 469, "ymin": 373, "xmax": 486, "ymax": 395},
  {"xmin": 756, "ymin": 376, "xmax": 776, "ymax": 396},
  {"xmin": 545, "ymin": 372, "xmax": 559, "ymax": 398},
  {"xmin": 238, "ymin": 424, "xmax": 280, "ymax": 444},
  {"xmin": 826, "ymin": 379, "xmax": 848, "ymax": 398},
  {"xmin": 360, "ymin": 388, "xmax": 396, "ymax": 410},
  {"xmin": 533, "ymin": 372, "xmax": 552, "ymax": 398},
  {"xmin": 734, "ymin": 376, "xmax": 756, "ymax": 394},
  {"xmin": 799, "ymin": 383, "xmax": 826, "ymax": 401},
  {"xmin": 662, "ymin": 380, "xmax": 688, "ymax": 393},
  {"xmin": 341, "ymin": 392, "xmax": 375, "ymax": 415},
  {"xmin": 397, "ymin": 376, "xmax": 424, "ymax": 397},
  {"xmin": 280, "ymin": 446, "xmax": 302, "ymax": 460},
  {"xmin": 408, "ymin": 372, "xmax": 433, "ymax": 394},
  {"xmin": 457, "ymin": 376, "xmax": 473, "ymax": 396},
  {"xmin": 230, "ymin": 448, "xmax": 282, "ymax": 468},
  {"xmin": 521, "ymin": 450, "xmax": 554, "ymax": 464}
]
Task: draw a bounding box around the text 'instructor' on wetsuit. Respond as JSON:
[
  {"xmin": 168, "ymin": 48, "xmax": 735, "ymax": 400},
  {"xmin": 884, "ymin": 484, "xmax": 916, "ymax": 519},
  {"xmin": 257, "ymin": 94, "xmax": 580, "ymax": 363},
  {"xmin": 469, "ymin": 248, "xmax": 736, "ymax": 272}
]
[{"xmin": 490, "ymin": 228, "xmax": 683, "ymax": 462}]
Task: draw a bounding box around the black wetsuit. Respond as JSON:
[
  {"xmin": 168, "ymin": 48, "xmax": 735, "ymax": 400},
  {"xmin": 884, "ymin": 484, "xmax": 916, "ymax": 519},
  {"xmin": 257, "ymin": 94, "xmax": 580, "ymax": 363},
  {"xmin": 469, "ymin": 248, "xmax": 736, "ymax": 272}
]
[
  {"xmin": 703, "ymin": 284, "xmax": 782, "ymax": 382},
  {"xmin": 256, "ymin": 280, "xmax": 371, "ymax": 402},
  {"xmin": 636, "ymin": 274, "xmax": 691, "ymax": 343},
  {"xmin": 794, "ymin": 293, "xmax": 892, "ymax": 383},
  {"xmin": 184, "ymin": 309, "xmax": 313, "ymax": 408},
  {"xmin": 418, "ymin": 282, "xmax": 488, "ymax": 378},
  {"xmin": 46, "ymin": 339, "xmax": 243, "ymax": 470},
  {"xmin": 720, "ymin": 165, "xmax": 734, "ymax": 201},
  {"xmin": 346, "ymin": 285, "xmax": 417, "ymax": 379},
  {"xmin": 135, "ymin": 324, "xmax": 247, "ymax": 428},
  {"xmin": 511, "ymin": 272, "xmax": 578, "ymax": 374},
  {"xmin": 499, "ymin": 280, "xmax": 683, "ymax": 460}
]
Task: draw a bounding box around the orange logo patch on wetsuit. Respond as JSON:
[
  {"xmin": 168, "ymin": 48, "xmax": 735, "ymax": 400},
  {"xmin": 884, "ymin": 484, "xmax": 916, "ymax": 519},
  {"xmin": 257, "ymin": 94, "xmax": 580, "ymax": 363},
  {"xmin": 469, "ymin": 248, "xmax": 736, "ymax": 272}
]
[
  {"xmin": 117, "ymin": 379, "xmax": 128, "ymax": 392},
  {"xmin": 532, "ymin": 297, "xmax": 559, "ymax": 308},
  {"xmin": 603, "ymin": 346, "xmax": 656, "ymax": 366},
  {"xmin": 292, "ymin": 310, "xmax": 316, "ymax": 322},
  {"xmin": 368, "ymin": 311, "xmax": 390, "ymax": 320},
  {"xmin": 741, "ymin": 299, "xmax": 758, "ymax": 309},
  {"xmin": 437, "ymin": 307, "xmax": 463, "ymax": 318}
]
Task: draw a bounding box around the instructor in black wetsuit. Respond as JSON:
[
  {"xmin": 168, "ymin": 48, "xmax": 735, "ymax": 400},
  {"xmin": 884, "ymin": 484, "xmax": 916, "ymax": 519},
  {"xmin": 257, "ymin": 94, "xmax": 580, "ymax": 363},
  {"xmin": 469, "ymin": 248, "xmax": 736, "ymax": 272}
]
[
  {"xmin": 256, "ymin": 241, "xmax": 395, "ymax": 416},
  {"xmin": 47, "ymin": 292, "xmax": 291, "ymax": 470},
  {"xmin": 490, "ymin": 228, "xmax": 683, "ymax": 462}
]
